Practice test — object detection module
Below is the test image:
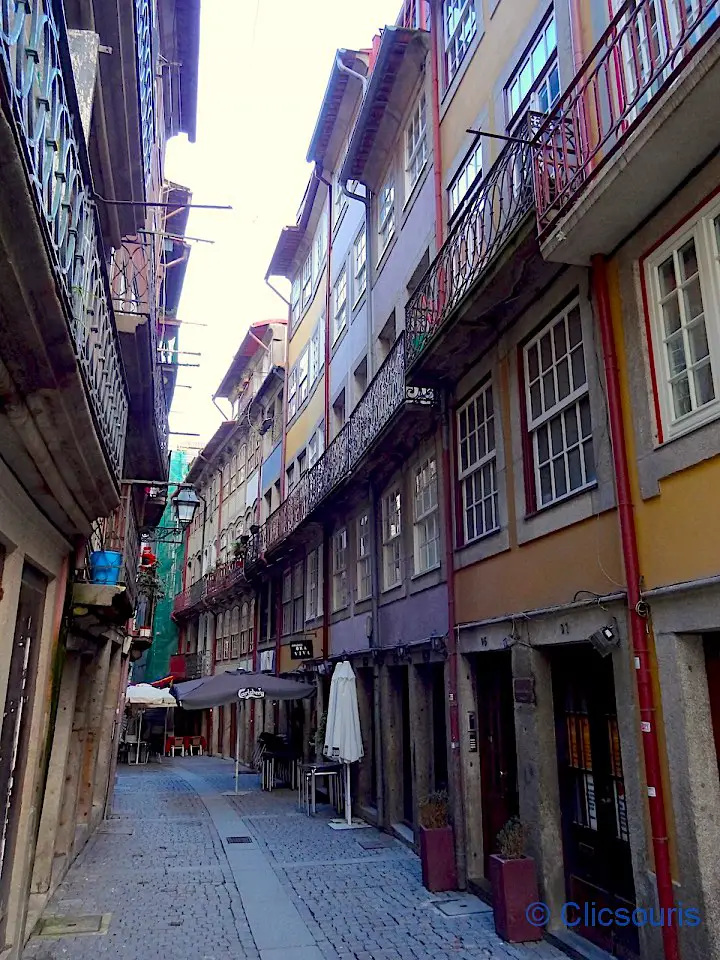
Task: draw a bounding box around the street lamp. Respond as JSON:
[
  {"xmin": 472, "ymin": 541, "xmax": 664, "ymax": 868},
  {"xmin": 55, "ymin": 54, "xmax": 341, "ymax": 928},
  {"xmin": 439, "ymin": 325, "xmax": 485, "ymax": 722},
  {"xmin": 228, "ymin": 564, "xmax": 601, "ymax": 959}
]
[{"xmin": 172, "ymin": 487, "xmax": 201, "ymax": 528}]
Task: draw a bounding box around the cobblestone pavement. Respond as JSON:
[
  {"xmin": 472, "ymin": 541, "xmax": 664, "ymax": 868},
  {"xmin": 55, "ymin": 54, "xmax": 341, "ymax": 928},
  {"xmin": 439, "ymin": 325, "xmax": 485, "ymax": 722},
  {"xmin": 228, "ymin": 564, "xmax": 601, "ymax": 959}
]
[{"xmin": 23, "ymin": 759, "xmax": 566, "ymax": 960}]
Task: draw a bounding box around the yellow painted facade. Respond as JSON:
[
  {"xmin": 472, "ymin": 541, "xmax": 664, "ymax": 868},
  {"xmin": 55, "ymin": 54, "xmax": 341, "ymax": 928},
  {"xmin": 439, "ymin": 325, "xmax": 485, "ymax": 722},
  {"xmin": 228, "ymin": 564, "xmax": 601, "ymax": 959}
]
[{"xmin": 439, "ymin": 0, "xmax": 541, "ymax": 184}]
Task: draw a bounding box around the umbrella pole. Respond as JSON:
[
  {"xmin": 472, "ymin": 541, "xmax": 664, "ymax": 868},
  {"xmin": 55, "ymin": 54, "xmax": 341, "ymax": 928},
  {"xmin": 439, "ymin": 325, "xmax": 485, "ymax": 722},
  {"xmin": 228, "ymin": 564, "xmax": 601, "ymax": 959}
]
[
  {"xmin": 163, "ymin": 709, "xmax": 168, "ymax": 760},
  {"xmin": 345, "ymin": 762, "xmax": 351, "ymax": 827},
  {"xmin": 137, "ymin": 710, "xmax": 143, "ymax": 765},
  {"xmin": 235, "ymin": 713, "xmax": 240, "ymax": 794}
]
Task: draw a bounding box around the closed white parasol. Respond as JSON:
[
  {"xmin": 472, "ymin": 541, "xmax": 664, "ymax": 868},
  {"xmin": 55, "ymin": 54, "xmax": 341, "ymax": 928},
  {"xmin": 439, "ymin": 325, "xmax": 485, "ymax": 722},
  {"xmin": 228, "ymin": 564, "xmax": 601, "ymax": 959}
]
[{"xmin": 323, "ymin": 661, "xmax": 368, "ymax": 829}]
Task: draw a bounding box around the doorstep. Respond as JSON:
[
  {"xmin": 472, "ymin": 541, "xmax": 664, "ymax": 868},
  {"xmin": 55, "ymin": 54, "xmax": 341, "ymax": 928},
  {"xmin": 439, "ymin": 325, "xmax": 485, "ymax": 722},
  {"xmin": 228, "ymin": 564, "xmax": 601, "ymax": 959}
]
[
  {"xmin": 547, "ymin": 930, "xmax": 616, "ymax": 960},
  {"xmin": 391, "ymin": 822, "xmax": 415, "ymax": 848}
]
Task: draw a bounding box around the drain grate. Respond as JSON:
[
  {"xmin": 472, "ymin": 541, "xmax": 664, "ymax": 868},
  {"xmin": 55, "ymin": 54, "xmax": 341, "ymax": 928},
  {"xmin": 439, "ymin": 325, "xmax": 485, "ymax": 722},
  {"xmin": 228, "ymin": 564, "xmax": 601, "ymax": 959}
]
[
  {"xmin": 226, "ymin": 836, "xmax": 253, "ymax": 844},
  {"xmin": 34, "ymin": 914, "xmax": 111, "ymax": 938}
]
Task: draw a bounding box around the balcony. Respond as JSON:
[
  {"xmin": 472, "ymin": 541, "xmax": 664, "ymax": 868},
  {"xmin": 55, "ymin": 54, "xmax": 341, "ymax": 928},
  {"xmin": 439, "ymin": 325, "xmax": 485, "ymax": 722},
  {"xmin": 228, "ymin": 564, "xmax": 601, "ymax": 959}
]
[
  {"xmin": 533, "ymin": 0, "xmax": 720, "ymax": 264},
  {"xmin": 405, "ymin": 114, "xmax": 556, "ymax": 384},
  {"xmin": 245, "ymin": 333, "xmax": 436, "ymax": 572},
  {"xmin": 169, "ymin": 651, "xmax": 211, "ymax": 681},
  {"xmin": 110, "ymin": 239, "xmax": 169, "ymax": 479},
  {"xmin": 0, "ymin": 0, "xmax": 129, "ymax": 528},
  {"xmin": 172, "ymin": 560, "xmax": 249, "ymax": 619}
]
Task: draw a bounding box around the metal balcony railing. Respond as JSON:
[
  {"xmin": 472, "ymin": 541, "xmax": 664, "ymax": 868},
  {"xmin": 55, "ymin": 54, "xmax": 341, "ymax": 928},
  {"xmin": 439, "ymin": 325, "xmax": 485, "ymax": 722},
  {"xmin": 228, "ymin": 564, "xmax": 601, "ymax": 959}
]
[
  {"xmin": 405, "ymin": 114, "xmax": 541, "ymax": 369},
  {"xmin": 172, "ymin": 560, "xmax": 247, "ymax": 616},
  {"xmin": 533, "ymin": 0, "xmax": 720, "ymax": 237},
  {"xmin": 134, "ymin": 0, "xmax": 156, "ymax": 199},
  {"xmin": 0, "ymin": 0, "xmax": 129, "ymax": 478},
  {"xmin": 245, "ymin": 332, "xmax": 435, "ymax": 569},
  {"xmin": 398, "ymin": 0, "xmax": 430, "ymax": 29},
  {"xmin": 95, "ymin": 485, "xmax": 141, "ymax": 608}
]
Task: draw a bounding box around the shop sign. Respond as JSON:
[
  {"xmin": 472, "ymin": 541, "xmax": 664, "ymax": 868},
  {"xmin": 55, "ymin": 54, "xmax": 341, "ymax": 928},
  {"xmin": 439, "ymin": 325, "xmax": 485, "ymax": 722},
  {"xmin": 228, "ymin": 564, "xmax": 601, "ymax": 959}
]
[{"xmin": 290, "ymin": 639, "xmax": 313, "ymax": 660}]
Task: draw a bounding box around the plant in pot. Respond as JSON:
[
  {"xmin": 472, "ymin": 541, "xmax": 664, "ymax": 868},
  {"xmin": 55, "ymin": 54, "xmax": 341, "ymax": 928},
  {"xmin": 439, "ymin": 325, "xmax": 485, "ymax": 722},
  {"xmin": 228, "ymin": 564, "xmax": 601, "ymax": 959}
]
[
  {"xmin": 489, "ymin": 817, "xmax": 542, "ymax": 943},
  {"xmin": 418, "ymin": 790, "xmax": 457, "ymax": 893}
]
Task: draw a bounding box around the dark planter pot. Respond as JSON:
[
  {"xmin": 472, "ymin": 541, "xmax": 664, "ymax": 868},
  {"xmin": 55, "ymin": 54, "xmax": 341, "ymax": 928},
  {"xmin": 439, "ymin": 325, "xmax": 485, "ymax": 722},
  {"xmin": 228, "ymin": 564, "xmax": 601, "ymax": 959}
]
[
  {"xmin": 419, "ymin": 825, "xmax": 458, "ymax": 893},
  {"xmin": 489, "ymin": 854, "xmax": 543, "ymax": 943}
]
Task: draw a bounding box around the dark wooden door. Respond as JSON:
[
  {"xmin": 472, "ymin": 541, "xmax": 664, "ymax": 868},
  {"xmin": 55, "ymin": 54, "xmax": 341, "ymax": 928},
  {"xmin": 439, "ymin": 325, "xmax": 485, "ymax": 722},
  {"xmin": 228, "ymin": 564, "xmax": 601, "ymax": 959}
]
[
  {"xmin": 553, "ymin": 648, "xmax": 638, "ymax": 958},
  {"xmin": 0, "ymin": 563, "xmax": 47, "ymax": 938},
  {"xmin": 218, "ymin": 704, "xmax": 225, "ymax": 756},
  {"xmin": 230, "ymin": 703, "xmax": 238, "ymax": 759},
  {"xmin": 431, "ymin": 665, "xmax": 448, "ymax": 792},
  {"xmin": 476, "ymin": 652, "xmax": 518, "ymax": 876},
  {"xmin": 704, "ymin": 634, "xmax": 720, "ymax": 771}
]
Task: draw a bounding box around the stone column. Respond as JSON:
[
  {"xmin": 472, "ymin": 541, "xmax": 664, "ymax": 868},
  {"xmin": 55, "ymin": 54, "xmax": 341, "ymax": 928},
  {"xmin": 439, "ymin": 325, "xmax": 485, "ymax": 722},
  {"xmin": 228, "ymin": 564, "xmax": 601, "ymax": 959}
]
[
  {"xmin": 75, "ymin": 639, "xmax": 111, "ymax": 850},
  {"xmin": 457, "ymin": 653, "xmax": 484, "ymax": 886},
  {"xmin": 53, "ymin": 651, "xmax": 93, "ymax": 879},
  {"xmin": 656, "ymin": 632, "xmax": 720, "ymax": 960},
  {"xmin": 408, "ymin": 664, "xmax": 432, "ymax": 832},
  {"xmin": 511, "ymin": 644, "xmax": 565, "ymax": 919},
  {"xmin": 29, "ymin": 652, "xmax": 82, "ymax": 897},
  {"xmin": 104, "ymin": 651, "xmax": 129, "ymax": 819},
  {"xmin": 91, "ymin": 641, "xmax": 123, "ymax": 826}
]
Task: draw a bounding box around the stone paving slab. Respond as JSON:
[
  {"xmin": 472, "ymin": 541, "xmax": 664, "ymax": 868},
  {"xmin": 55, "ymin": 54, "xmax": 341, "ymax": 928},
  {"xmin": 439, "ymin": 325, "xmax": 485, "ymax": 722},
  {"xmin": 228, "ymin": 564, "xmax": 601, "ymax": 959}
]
[{"xmin": 23, "ymin": 758, "xmax": 567, "ymax": 960}]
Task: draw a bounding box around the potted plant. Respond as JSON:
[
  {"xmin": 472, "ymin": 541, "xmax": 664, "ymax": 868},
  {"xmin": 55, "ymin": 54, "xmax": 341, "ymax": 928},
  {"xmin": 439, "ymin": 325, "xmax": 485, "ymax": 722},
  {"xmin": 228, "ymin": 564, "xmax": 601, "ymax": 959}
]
[
  {"xmin": 489, "ymin": 817, "xmax": 542, "ymax": 943},
  {"xmin": 418, "ymin": 790, "xmax": 457, "ymax": 893},
  {"xmin": 232, "ymin": 541, "xmax": 244, "ymax": 559}
]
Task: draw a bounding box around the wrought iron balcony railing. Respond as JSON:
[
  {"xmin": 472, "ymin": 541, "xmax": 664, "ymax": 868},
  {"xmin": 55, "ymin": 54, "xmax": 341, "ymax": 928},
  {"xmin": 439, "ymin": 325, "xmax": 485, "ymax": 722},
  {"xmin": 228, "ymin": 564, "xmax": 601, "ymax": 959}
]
[
  {"xmin": 172, "ymin": 560, "xmax": 248, "ymax": 616},
  {"xmin": 154, "ymin": 362, "xmax": 169, "ymax": 464},
  {"xmin": 1, "ymin": 0, "xmax": 129, "ymax": 478},
  {"xmin": 398, "ymin": 0, "xmax": 430, "ymax": 29},
  {"xmin": 134, "ymin": 0, "xmax": 156, "ymax": 199},
  {"xmin": 533, "ymin": 0, "xmax": 720, "ymax": 238},
  {"xmin": 170, "ymin": 651, "xmax": 211, "ymax": 680},
  {"xmin": 405, "ymin": 114, "xmax": 541, "ymax": 369},
  {"xmin": 245, "ymin": 332, "xmax": 435, "ymax": 569},
  {"xmin": 92, "ymin": 484, "xmax": 141, "ymax": 608}
]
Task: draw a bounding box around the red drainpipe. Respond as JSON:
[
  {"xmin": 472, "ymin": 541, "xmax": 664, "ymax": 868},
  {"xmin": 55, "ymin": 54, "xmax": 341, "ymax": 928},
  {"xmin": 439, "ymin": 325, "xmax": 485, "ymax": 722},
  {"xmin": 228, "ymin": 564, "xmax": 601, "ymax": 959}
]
[
  {"xmin": 317, "ymin": 167, "xmax": 333, "ymax": 450},
  {"xmin": 429, "ymin": 0, "xmax": 464, "ymax": 880},
  {"xmin": 592, "ymin": 255, "xmax": 679, "ymax": 960}
]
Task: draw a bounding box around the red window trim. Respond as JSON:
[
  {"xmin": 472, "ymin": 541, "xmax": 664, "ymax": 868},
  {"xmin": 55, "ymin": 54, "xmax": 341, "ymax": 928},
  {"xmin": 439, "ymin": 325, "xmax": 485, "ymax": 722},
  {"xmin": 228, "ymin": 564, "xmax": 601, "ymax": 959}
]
[{"xmin": 637, "ymin": 180, "xmax": 720, "ymax": 447}]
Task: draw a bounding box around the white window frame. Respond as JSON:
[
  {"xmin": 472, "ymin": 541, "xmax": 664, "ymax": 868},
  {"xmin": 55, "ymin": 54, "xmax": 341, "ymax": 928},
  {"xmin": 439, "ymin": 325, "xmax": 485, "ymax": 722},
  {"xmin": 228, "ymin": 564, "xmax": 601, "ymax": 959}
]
[
  {"xmin": 645, "ymin": 198, "xmax": 720, "ymax": 440},
  {"xmin": 506, "ymin": 14, "xmax": 559, "ymax": 127},
  {"xmin": 333, "ymin": 171, "xmax": 348, "ymax": 227},
  {"xmin": 308, "ymin": 426, "xmax": 324, "ymax": 468},
  {"xmin": 333, "ymin": 268, "xmax": 348, "ymax": 342},
  {"xmin": 457, "ymin": 380, "xmax": 499, "ymax": 544},
  {"xmin": 443, "ymin": 0, "xmax": 477, "ymax": 86},
  {"xmin": 288, "ymin": 367, "xmax": 297, "ymax": 421},
  {"xmin": 305, "ymin": 545, "xmax": 323, "ymax": 621},
  {"xmin": 405, "ymin": 91, "xmax": 428, "ymax": 195},
  {"xmin": 310, "ymin": 319, "xmax": 324, "ymax": 384},
  {"xmin": 448, "ymin": 139, "xmax": 482, "ymax": 219},
  {"xmin": 313, "ymin": 211, "xmax": 328, "ymax": 282},
  {"xmin": 332, "ymin": 528, "xmax": 349, "ymax": 611},
  {"xmin": 297, "ymin": 346, "xmax": 309, "ymax": 406},
  {"xmin": 381, "ymin": 488, "xmax": 402, "ymax": 589},
  {"xmin": 290, "ymin": 274, "xmax": 301, "ymax": 331},
  {"xmin": 353, "ymin": 229, "xmax": 367, "ymax": 304},
  {"xmin": 292, "ymin": 561, "xmax": 304, "ymax": 633},
  {"xmin": 378, "ymin": 176, "xmax": 395, "ymax": 259},
  {"xmin": 413, "ymin": 457, "xmax": 440, "ymax": 574},
  {"xmin": 523, "ymin": 300, "xmax": 595, "ymax": 509},
  {"xmin": 301, "ymin": 251, "xmax": 313, "ymax": 308},
  {"xmin": 282, "ymin": 569, "xmax": 293, "ymax": 636},
  {"xmin": 356, "ymin": 512, "xmax": 372, "ymax": 601}
]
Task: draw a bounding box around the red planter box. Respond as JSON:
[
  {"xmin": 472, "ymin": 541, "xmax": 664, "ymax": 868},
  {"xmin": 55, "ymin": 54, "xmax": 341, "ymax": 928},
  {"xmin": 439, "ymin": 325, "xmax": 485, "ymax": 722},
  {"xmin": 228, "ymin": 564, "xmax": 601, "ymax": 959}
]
[
  {"xmin": 419, "ymin": 825, "xmax": 458, "ymax": 892},
  {"xmin": 489, "ymin": 854, "xmax": 543, "ymax": 943}
]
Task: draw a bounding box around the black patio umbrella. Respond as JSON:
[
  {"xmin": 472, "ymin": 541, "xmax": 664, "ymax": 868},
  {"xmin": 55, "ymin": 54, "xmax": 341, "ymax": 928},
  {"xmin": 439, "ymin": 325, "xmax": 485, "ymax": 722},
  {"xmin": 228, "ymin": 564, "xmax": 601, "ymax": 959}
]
[{"xmin": 177, "ymin": 669, "xmax": 315, "ymax": 710}]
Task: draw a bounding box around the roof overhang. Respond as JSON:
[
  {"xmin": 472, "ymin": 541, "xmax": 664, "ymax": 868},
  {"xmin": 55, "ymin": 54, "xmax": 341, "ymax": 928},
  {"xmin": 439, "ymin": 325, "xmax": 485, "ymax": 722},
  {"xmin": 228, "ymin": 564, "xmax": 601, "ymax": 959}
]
[
  {"xmin": 266, "ymin": 173, "xmax": 322, "ymax": 279},
  {"xmin": 340, "ymin": 27, "xmax": 430, "ymax": 191},
  {"xmin": 185, "ymin": 420, "xmax": 237, "ymax": 484},
  {"xmin": 214, "ymin": 321, "xmax": 285, "ymax": 399},
  {"xmin": 158, "ymin": 0, "xmax": 201, "ymax": 143},
  {"xmin": 306, "ymin": 49, "xmax": 368, "ymax": 166}
]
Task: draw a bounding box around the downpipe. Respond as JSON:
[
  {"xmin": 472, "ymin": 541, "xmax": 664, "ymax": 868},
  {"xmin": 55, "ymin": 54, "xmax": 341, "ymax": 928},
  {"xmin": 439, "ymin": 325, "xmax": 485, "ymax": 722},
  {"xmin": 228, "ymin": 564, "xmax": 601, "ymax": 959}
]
[{"xmin": 592, "ymin": 255, "xmax": 679, "ymax": 960}]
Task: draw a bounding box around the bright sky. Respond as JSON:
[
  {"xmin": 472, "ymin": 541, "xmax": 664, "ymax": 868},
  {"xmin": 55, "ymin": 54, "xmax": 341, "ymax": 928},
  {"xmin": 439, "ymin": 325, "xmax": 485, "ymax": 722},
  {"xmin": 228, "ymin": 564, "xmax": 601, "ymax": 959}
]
[{"xmin": 165, "ymin": 0, "xmax": 400, "ymax": 451}]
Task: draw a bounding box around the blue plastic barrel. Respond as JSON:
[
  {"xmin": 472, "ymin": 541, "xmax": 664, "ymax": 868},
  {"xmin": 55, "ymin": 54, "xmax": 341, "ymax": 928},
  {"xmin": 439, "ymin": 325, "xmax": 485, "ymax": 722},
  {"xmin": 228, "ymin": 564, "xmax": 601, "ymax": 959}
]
[{"xmin": 89, "ymin": 550, "xmax": 123, "ymax": 585}]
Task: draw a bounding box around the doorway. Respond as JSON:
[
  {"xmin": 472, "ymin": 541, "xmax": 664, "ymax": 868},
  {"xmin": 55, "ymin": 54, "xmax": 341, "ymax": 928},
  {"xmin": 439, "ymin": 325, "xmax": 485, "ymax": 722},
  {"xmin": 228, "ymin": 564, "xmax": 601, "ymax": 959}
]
[
  {"xmin": 400, "ymin": 668, "xmax": 413, "ymax": 825},
  {"xmin": 704, "ymin": 633, "xmax": 720, "ymax": 771},
  {"xmin": 475, "ymin": 652, "xmax": 519, "ymax": 876},
  {"xmin": 431, "ymin": 664, "xmax": 448, "ymax": 791},
  {"xmin": 0, "ymin": 563, "xmax": 47, "ymax": 939},
  {"xmin": 553, "ymin": 647, "xmax": 638, "ymax": 958}
]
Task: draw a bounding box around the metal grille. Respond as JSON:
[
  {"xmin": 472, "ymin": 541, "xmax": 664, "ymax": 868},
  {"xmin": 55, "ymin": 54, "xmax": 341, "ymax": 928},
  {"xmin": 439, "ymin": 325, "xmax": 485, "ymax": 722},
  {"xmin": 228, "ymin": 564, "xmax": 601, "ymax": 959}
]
[
  {"xmin": 0, "ymin": 0, "xmax": 129, "ymax": 478},
  {"xmin": 225, "ymin": 836, "xmax": 253, "ymax": 844},
  {"xmin": 134, "ymin": 0, "xmax": 156, "ymax": 199}
]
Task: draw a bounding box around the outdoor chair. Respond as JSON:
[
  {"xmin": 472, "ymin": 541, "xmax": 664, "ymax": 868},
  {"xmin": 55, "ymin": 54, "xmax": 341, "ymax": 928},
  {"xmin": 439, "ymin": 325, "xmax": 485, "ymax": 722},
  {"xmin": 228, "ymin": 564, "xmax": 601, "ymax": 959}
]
[
  {"xmin": 170, "ymin": 736, "xmax": 185, "ymax": 757},
  {"xmin": 188, "ymin": 736, "xmax": 203, "ymax": 756}
]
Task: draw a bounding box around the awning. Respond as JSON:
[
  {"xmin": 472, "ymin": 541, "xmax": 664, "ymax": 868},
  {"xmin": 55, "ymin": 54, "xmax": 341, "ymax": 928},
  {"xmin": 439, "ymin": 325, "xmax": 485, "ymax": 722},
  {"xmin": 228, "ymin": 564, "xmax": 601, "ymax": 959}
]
[
  {"xmin": 176, "ymin": 669, "xmax": 315, "ymax": 710},
  {"xmin": 125, "ymin": 683, "xmax": 176, "ymax": 707}
]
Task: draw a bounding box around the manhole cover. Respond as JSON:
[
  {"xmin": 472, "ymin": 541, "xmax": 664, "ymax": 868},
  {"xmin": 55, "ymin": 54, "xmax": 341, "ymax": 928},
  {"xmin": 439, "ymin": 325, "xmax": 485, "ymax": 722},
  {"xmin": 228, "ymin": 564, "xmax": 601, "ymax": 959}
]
[
  {"xmin": 226, "ymin": 836, "xmax": 253, "ymax": 844},
  {"xmin": 356, "ymin": 837, "xmax": 393, "ymax": 850},
  {"xmin": 434, "ymin": 898, "xmax": 492, "ymax": 918},
  {"xmin": 34, "ymin": 914, "xmax": 111, "ymax": 938}
]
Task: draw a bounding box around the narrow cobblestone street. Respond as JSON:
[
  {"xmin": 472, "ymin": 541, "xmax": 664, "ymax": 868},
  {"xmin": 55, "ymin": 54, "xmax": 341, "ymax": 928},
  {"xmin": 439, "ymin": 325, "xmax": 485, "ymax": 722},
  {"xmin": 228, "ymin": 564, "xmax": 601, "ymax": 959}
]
[{"xmin": 22, "ymin": 758, "xmax": 566, "ymax": 960}]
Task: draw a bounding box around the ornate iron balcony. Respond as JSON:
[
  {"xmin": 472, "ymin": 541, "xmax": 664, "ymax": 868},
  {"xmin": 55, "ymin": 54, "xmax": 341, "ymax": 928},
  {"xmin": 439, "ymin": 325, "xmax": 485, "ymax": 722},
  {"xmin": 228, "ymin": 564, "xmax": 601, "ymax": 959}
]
[
  {"xmin": 92, "ymin": 485, "xmax": 141, "ymax": 608},
  {"xmin": 405, "ymin": 114, "xmax": 540, "ymax": 370},
  {"xmin": 0, "ymin": 0, "xmax": 129, "ymax": 478},
  {"xmin": 245, "ymin": 332, "xmax": 435, "ymax": 569},
  {"xmin": 135, "ymin": 0, "xmax": 156, "ymax": 199},
  {"xmin": 533, "ymin": 0, "xmax": 720, "ymax": 238}
]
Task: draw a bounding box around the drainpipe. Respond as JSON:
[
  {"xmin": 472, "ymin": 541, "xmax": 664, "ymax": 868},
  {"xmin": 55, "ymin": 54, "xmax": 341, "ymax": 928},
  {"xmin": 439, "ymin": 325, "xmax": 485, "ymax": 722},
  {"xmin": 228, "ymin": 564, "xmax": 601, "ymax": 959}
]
[
  {"xmin": 429, "ymin": 0, "xmax": 444, "ymax": 248},
  {"xmin": 592, "ymin": 255, "xmax": 679, "ymax": 960},
  {"xmin": 568, "ymin": 0, "xmax": 585, "ymax": 73},
  {"xmin": 314, "ymin": 166, "xmax": 333, "ymax": 449},
  {"xmin": 369, "ymin": 481, "xmax": 386, "ymax": 826},
  {"xmin": 265, "ymin": 275, "xmax": 291, "ymax": 307},
  {"xmin": 344, "ymin": 180, "xmax": 374, "ymax": 377}
]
